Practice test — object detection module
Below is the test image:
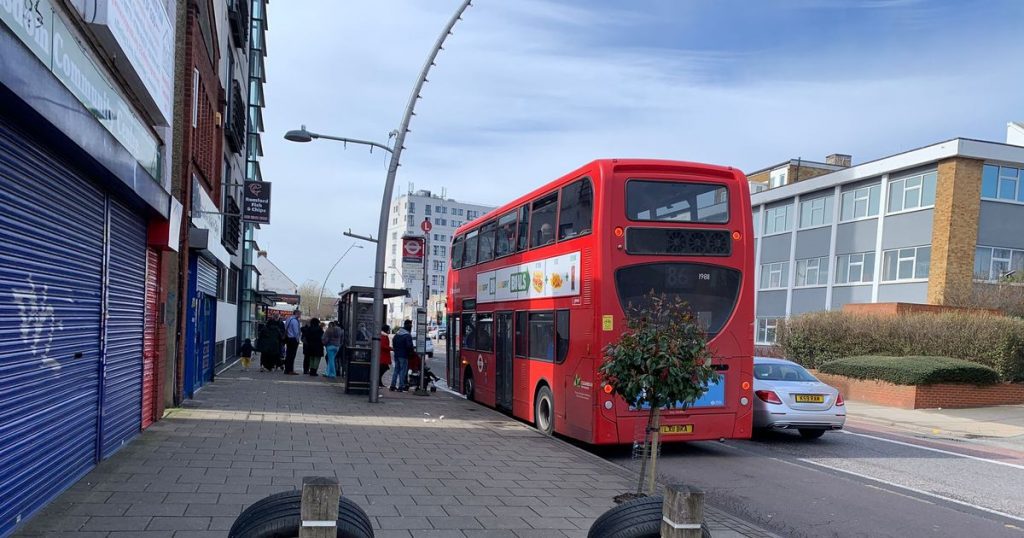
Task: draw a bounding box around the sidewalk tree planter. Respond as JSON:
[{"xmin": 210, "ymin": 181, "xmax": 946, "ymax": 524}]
[{"xmin": 599, "ymin": 293, "xmax": 719, "ymax": 498}]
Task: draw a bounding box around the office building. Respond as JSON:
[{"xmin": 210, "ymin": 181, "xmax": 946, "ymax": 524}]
[
  {"xmin": 751, "ymin": 123, "xmax": 1024, "ymax": 345},
  {"xmin": 384, "ymin": 189, "xmax": 495, "ymax": 328}
]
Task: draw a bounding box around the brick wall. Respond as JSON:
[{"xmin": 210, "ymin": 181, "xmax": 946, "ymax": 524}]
[
  {"xmin": 842, "ymin": 302, "xmax": 1002, "ymax": 317},
  {"xmin": 929, "ymin": 157, "xmax": 983, "ymax": 305},
  {"xmin": 813, "ymin": 371, "xmax": 1024, "ymax": 409}
]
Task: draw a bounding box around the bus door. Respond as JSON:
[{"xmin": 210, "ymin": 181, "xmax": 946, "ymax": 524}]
[
  {"xmin": 494, "ymin": 312, "xmax": 514, "ymax": 410},
  {"xmin": 448, "ymin": 315, "xmax": 461, "ymax": 391}
]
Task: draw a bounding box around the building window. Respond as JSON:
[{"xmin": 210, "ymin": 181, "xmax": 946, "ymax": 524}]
[
  {"xmin": 769, "ymin": 168, "xmax": 787, "ymax": 188},
  {"xmin": 974, "ymin": 246, "xmax": 1024, "ymax": 280},
  {"xmin": 799, "ymin": 195, "xmax": 833, "ymax": 229},
  {"xmin": 888, "ymin": 172, "xmax": 937, "ymax": 213},
  {"xmin": 763, "ymin": 205, "xmax": 791, "ymax": 235},
  {"xmin": 982, "ymin": 164, "xmax": 1024, "ymax": 202},
  {"xmin": 835, "ymin": 252, "xmax": 876, "ymax": 284},
  {"xmin": 840, "ymin": 183, "xmax": 881, "ymax": 221},
  {"xmin": 228, "ymin": 267, "xmax": 239, "ymax": 304},
  {"xmin": 795, "ymin": 256, "xmax": 829, "ymax": 287},
  {"xmin": 756, "ymin": 318, "xmax": 780, "ymax": 344},
  {"xmin": 431, "ymin": 274, "xmax": 438, "ymax": 286},
  {"xmin": 881, "ymin": 245, "xmax": 931, "ymax": 281},
  {"xmin": 191, "ymin": 68, "xmax": 199, "ymax": 128},
  {"xmin": 759, "ymin": 261, "xmax": 789, "ymax": 290}
]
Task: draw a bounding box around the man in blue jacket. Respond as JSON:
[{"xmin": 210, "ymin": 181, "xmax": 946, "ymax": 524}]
[
  {"xmin": 284, "ymin": 308, "xmax": 302, "ymax": 375},
  {"xmin": 390, "ymin": 320, "xmax": 415, "ymax": 392}
]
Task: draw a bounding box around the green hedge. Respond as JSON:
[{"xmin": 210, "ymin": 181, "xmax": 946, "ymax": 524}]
[
  {"xmin": 779, "ymin": 311, "xmax": 1024, "ymax": 381},
  {"xmin": 818, "ymin": 356, "xmax": 1000, "ymax": 386}
]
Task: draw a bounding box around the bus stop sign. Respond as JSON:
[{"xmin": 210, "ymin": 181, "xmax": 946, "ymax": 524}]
[{"xmin": 421, "ymin": 219, "xmax": 432, "ymax": 233}]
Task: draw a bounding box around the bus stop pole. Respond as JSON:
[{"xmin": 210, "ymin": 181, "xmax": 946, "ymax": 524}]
[
  {"xmin": 367, "ymin": 0, "xmax": 474, "ymax": 403},
  {"xmin": 418, "ymin": 232, "xmax": 429, "ymax": 393}
]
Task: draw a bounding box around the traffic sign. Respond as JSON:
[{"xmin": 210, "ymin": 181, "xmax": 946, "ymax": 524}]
[{"xmin": 421, "ymin": 219, "xmax": 433, "ymax": 233}]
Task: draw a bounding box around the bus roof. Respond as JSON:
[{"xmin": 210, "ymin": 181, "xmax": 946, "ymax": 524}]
[{"xmin": 452, "ymin": 158, "xmax": 742, "ymax": 237}]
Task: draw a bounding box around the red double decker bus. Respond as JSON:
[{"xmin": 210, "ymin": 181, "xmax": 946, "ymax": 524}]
[{"xmin": 445, "ymin": 159, "xmax": 754, "ymax": 444}]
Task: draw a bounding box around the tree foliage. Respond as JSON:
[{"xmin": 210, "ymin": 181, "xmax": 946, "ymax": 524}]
[{"xmin": 599, "ymin": 293, "xmax": 719, "ymax": 411}]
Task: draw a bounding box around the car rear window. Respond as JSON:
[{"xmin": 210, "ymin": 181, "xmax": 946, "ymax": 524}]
[{"xmin": 754, "ymin": 363, "xmax": 817, "ymax": 382}]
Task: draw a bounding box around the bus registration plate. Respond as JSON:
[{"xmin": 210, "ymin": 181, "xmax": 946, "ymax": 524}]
[{"xmin": 660, "ymin": 424, "xmax": 693, "ymax": 434}]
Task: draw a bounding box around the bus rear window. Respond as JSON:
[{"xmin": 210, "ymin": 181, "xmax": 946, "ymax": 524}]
[
  {"xmin": 614, "ymin": 263, "xmax": 741, "ymax": 335},
  {"xmin": 626, "ymin": 180, "xmax": 729, "ymax": 223}
]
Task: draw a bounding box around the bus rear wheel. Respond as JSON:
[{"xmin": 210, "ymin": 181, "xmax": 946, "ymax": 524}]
[{"xmin": 535, "ymin": 385, "xmax": 554, "ymax": 436}]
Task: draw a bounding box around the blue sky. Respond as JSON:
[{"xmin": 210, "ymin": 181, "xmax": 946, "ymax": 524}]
[{"xmin": 257, "ymin": 0, "xmax": 1023, "ymax": 295}]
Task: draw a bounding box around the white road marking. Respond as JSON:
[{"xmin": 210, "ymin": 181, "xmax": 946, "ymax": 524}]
[
  {"xmin": 795, "ymin": 458, "xmax": 1024, "ymax": 524},
  {"xmin": 840, "ymin": 430, "xmax": 1024, "ymax": 471},
  {"xmin": 863, "ymin": 483, "xmax": 934, "ymax": 505}
]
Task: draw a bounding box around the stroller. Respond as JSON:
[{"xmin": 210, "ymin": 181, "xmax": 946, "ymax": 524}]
[{"xmin": 407, "ymin": 351, "xmax": 439, "ymax": 392}]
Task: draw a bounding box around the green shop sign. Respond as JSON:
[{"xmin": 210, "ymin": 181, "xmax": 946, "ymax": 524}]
[{"xmin": 1, "ymin": 0, "xmax": 162, "ymax": 181}]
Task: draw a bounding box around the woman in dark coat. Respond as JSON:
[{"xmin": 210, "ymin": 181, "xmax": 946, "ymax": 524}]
[
  {"xmin": 304, "ymin": 318, "xmax": 325, "ymax": 376},
  {"xmin": 258, "ymin": 315, "xmax": 284, "ymax": 372}
]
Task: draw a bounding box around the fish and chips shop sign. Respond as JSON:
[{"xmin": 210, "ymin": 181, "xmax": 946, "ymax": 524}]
[{"xmin": 243, "ymin": 181, "xmax": 272, "ymax": 224}]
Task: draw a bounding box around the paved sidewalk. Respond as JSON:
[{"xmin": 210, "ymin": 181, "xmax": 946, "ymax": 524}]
[
  {"xmin": 15, "ymin": 356, "xmax": 773, "ymax": 537},
  {"xmin": 846, "ymin": 400, "xmax": 1024, "ymax": 439}
]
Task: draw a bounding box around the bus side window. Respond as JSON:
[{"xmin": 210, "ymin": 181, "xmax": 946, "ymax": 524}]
[
  {"xmin": 451, "ymin": 235, "xmax": 465, "ymax": 269},
  {"xmin": 530, "ymin": 193, "xmax": 559, "ymax": 248},
  {"xmin": 495, "ymin": 211, "xmax": 517, "ymax": 258},
  {"xmin": 558, "ymin": 178, "xmax": 593, "ymax": 240},
  {"xmin": 515, "ymin": 204, "xmax": 529, "ymax": 252},
  {"xmin": 477, "ymin": 313, "xmax": 494, "ymax": 352},
  {"xmin": 477, "ymin": 221, "xmax": 497, "ymax": 263},
  {"xmin": 515, "ymin": 311, "xmax": 527, "ymax": 357},
  {"xmin": 556, "ymin": 310, "xmax": 570, "ymax": 363},
  {"xmin": 461, "ymin": 313, "xmax": 476, "ymax": 349},
  {"xmin": 528, "ymin": 311, "xmax": 555, "ymax": 362},
  {"xmin": 464, "ymin": 230, "xmax": 479, "ymax": 267}
]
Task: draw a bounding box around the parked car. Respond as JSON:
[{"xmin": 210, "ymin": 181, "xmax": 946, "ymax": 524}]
[
  {"xmin": 752, "ymin": 357, "xmax": 846, "ymax": 439},
  {"xmin": 425, "ymin": 337, "xmax": 434, "ymax": 358},
  {"xmin": 427, "ymin": 327, "xmax": 440, "ymax": 339}
]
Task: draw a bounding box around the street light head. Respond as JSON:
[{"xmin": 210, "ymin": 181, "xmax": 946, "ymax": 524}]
[{"xmin": 284, "ymin": 125, "xmax": 315, "ymax": 143}]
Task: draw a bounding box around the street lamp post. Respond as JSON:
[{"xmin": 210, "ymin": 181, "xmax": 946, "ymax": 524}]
[
  {"xmin": 284, "ymin": 0, "xmax": 473, "ymax": 402},
  {"xmin": 317, "ymin": 242, "xmax": 363, "ymax": 316}
]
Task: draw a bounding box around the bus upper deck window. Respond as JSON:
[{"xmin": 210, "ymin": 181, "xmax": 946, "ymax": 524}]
[
  {"xmin": 558, "ymin": 178, "xmax": 593, "ymax": 240},
  {"xmin": 495, "ymin": 211, "xmax": 518, "ymax": 258},
  {"xmin": 530, "ymin": 193, "xmax": 559, "ymax": 248}
]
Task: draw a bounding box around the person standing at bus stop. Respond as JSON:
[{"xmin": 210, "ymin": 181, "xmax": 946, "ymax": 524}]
[
  {"xmin": 379, "ymin": 325, "xmax": 392, "ymax": 388},
  {"xmin": 323, "ymin": 321, "xmax": 343, "ymax": 378},
  {"xmin": 390, "ymin": 320, "xmax": 414, "ymax": 392},
  {"xmin": 284, "ymin": 309, "xmax": 302, "ymax": 375}
]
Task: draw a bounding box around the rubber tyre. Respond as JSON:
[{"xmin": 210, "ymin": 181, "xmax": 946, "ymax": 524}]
[
  {"xmin": 799, "ymin": 428, "xmax": 826, "ymax": 439},
  {"xmin": 463, "ymin": 370, "xmax": 475, "ymax": 400},
  {"xmin": 587, "ymin": 495, "xmax": 711, "ymax": 538},
  {"xmin": 534, "ymin": 385, "xmax": 555, "ymax": 436},
  {"xmin": 228, "ymin": 490, "xmax": 372, "ymax": 538}
]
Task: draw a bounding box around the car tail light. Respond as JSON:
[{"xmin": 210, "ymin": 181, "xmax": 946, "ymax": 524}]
[
  {"xmin": 835, "ymin": 393, "xmax": 845, "ymax": 406},
  {"xmin": 755, "ymin": 390, "xmax": 782, "ymax": 405}
]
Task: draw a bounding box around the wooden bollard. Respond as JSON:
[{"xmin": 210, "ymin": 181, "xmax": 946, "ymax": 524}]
[
  {"xmin": 299, "ymin": 476, "xmax": 341, "ymax": 538},
  {"xmin": 661, "ymin": 484, "xmax": 705, "ymax": 538}
]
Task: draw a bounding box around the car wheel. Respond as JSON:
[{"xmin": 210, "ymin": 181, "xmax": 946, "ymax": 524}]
[
  {"xmin": 228, "ymin": 490, "xmax": 372, "ymax": 538},
  {"xmin": 463, "ymin": 370, "xmax": 475, "ymax": 400},
  {"xmin": 799, "ymin": 428, "xmax": 826, "ymax": 439},
  {"xmin": 535, "ymin": 385, "xmax": 555, "ymax": 436}
]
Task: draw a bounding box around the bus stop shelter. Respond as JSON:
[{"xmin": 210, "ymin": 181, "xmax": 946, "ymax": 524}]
[{"xmin": 337, "ymin": 286, "xmax": 408, "ymax": 394}]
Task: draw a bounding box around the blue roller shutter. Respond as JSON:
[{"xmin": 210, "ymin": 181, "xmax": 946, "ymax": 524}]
[
  {"xmin": 99, "ymin": 200, "xmax": 147, "ymax": 459},
  {"xmin": 0, "ymin": 119, "xmax": 104, "ymax": 535}
]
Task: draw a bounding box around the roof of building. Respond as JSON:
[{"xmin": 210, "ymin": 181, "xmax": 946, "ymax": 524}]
[
  {"xmin": 256, "ymin": 252, "xmax": 298, "ymax": 294},
  {"xmin": 750, "ymin": 137, "xmax": 1024, "ymax": 206},
  {"xmin": 745, "ymin": 158, "xmax": 846, "ymax": 177}
]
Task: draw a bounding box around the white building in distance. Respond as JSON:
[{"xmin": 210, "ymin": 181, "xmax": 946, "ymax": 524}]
[{"xmin": 384, "ymin": 188, "xmax": 495, "ymax": 328}]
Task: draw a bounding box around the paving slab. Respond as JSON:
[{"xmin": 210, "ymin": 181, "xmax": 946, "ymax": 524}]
[{"xmin": 14, "ymin": 353, "xmax": 774, "ymax": 537}]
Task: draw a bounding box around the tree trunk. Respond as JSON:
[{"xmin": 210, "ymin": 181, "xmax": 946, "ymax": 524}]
[
  {"xmin": 635, "ymin": 405, "xmax": 656, "ymax": 494},
  {"xmin": 646, "ymin": 407, "xmax": 661, "ymax": 495}
]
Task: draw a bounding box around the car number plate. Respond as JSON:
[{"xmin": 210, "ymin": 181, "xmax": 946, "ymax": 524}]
[
  {"xmin": 660, "ymin": 424, "xmax": 693, "ymax": 434},
  {"xmin": 795, "ymin": 394, "xmax": 825, "ymax": 403}
]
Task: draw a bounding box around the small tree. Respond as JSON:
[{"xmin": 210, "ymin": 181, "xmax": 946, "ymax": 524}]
[{"xmin": 599, "ymin": 292, "xmax": 718, "ymax": 498}]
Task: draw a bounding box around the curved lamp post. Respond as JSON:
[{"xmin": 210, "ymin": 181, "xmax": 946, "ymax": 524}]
[
  {"xmin": 285, "ymin": 0, "xmax": 473, "ymax": 402},
  {"xmin": 317, "ymin": 242, "xmax": 363, "ymax": 316}
]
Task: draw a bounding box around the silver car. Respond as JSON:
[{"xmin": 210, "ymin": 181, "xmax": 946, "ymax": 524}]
[{"xmin": 752, "ymin": 357, "xmax": 846, "ymax": 439}]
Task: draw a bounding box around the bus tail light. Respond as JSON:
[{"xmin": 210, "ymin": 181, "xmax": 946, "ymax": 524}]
[
  {"xmin": 603, "ymin": 383, "xmax": 614, "ymax": 394},
  {"xmin": 755, "ymin": 390, "xmax": 782, "ymax": 405},
  {"xmin": 732, "ymin": 231, "xmax": 742, "ymax": 241},
  {"xmin": 741, "ymin": 381, "xmax": 750, "ymax": 391},
  {"xmin": 614, "ymin": 226, "xmax": 624, "ymax": 237}
]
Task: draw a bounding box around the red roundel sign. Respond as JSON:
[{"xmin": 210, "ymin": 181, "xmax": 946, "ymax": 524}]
[{"xmin": 402, "ymin": 236, "xmax": 425, "ymax": 264}]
